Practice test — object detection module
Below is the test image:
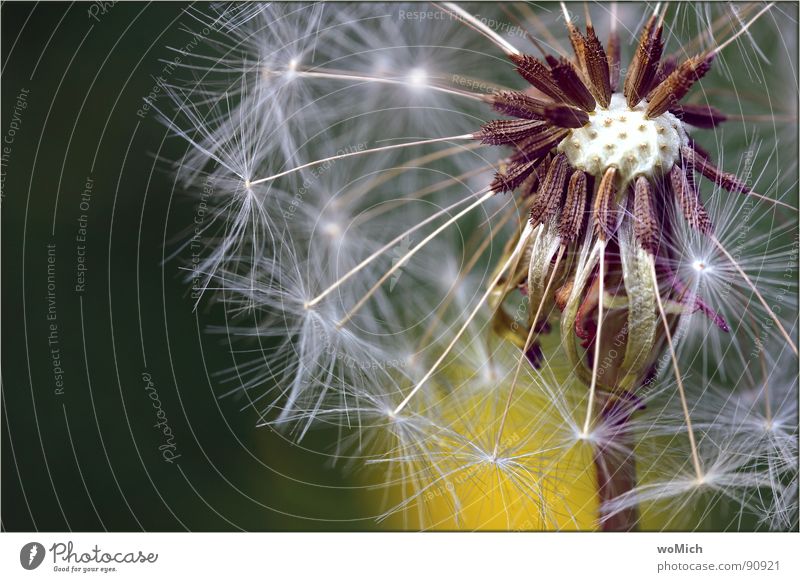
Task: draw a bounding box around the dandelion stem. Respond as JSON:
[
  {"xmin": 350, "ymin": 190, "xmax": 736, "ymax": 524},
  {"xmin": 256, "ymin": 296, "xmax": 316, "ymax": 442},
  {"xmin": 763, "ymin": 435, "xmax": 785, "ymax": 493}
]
[
  {"xmin": 393, "ymin": 223, "xmax": 535, "ymax": 415},
  {"xmin": 649, "ymin": 259, "xmax": 704, "ymax": 482},
  {"xmin": 594, "ymin": 392, "xmax": 640, "ymax": 531},
  {"xmin": 249, "ymin": 134, "xmax": 475, "ymax": 186},
  {"xmin": 305, "ymin": 189, "xmax": 494, "ymax": 308},
  {"xmin": 711, "ymin": 235, "xmax": 798, "ymax": 355},
  {"xmin": 336, "ymin": 189, "xmax": 504, "ymax": 327},
  {"xmin": 297, "ymin": 68, "xmax": 489, "ymax": 101},
  {"xmin": 582, "ymin": 240, "xmax": 606, "ymax": 436},
  {"xmin": 494, "ymin": 244, "xmax": 566, "ymax": 457},
  {"xmin": 438, "ymin": 2, "xmax": 522, "ymax": 56}
]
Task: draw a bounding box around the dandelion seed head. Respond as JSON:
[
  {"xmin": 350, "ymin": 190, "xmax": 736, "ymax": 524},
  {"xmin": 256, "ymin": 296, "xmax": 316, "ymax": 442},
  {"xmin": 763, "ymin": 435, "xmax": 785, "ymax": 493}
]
[
  {"xmin": 167, "ymin": 2, "xmax": 797, "ymax": 531},
  {"xmin": 558, "ymin": 94, "xmax": 688, "ymax": 182}
]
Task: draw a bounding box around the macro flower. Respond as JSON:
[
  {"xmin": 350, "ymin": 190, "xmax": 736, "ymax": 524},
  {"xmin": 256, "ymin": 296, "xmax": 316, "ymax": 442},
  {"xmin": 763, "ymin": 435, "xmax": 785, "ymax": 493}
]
[{"xmin": 166, "ymin": 2, "xmax": 798, "ymax": 531}]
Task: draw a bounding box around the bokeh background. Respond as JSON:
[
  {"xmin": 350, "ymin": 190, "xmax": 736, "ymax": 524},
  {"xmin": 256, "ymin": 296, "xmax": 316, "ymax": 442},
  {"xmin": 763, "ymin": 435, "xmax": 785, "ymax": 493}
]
[
  {"xmin": 2, "ymin": 1, "xmax": 393, "ymax": 531},
  {"xmin": 2, "ymin": 2, "xmax": 797, "ymax": 531}
]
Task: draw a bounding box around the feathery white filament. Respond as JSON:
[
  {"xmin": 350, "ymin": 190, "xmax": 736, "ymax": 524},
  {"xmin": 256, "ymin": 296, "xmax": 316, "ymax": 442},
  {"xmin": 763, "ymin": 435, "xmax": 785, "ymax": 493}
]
[
  {"xmin": 711, "ymin": 236, "xmax": 798, "ymax": 356},
  {"xmin": 494, "ymin": 244, "xmax": 566, "ymax": 456},
  {"xmin": 249, "ymin": 134, "xmax": 475, "ymax": 186},
  {"xmin": 650, "ymin": 259, "xmax": 705, "ymax": 482},
  {"xmin": 296, "ymin": 68, "xmax": 487, "ymax": 101},
  {"xmin": 393, "ymin": 222, "xmax": 535, "ymax": 415},
  {"xmin": 306, "ymin": 188, "xmax": 493, "ymax": 308},
  {"xmin": 337, "ymin": 189, "xmax": 499, "ymax": 327},
  {"xmin": 711, "ymin": 3, "xmax": 775, "ymax": 55},
  {"xmin": 440, "ymin": 2, "xmax": 521, "ymax": 56},
  {"xmin": 581, "ymin": 241, "xmax": 606, "ymax": 436}
]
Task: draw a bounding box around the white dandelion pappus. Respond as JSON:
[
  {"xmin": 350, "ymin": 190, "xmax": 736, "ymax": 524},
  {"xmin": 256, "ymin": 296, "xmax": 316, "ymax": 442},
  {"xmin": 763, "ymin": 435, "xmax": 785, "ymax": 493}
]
[{"xmin": 165, "ymin": 2, "xmax": 798, "ymax": 531}]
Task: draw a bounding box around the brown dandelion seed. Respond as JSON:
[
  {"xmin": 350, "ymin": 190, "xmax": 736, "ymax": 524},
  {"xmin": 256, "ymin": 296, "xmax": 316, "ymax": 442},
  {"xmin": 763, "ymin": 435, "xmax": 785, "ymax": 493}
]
[
  {"xmin": 543, "ymin": 103, "xmax": 591, "ymax": 128},
  {"xmin": 624, "ymin": 14, "xmax": 664, "ymax": 107},
  {"xmin": 518, "ymin": 156, "xmax": 551, "ymax": 197},
  {"xmin": 670, "ymin": 164, "xmax": 714, "ymax": 235},
  {"xmin": 476, "ymin": 119, "xmax": 549, "ymax": 146},
  {"xmin": 509, "ymin": 126, "xmax": 571, "ymax": 164},
  {"xmin": 491, "ymin": 91, "xmax": 548, "ymax": 121},
  {"xmin": 633, "ymin": 176, "xmax": 660, "ymax": 253},
  {"xmin": 491, "ymin": 91, "xmax": 589, "ymax": 128},
  {"xmin": 559, "ymin": 170, "xmax": 588, "ymax": 243},
  {"xmin": 491, "ymin": 158, "xmax": 539, "ymax": 193},
  {"xmin": 647, "ymin": 56, "xmax": 678, "ymax": 98},
  {"xmin": 593, "ymin": 166, "xmax": 618, "ymax": 240},
  {"xmin": 647, "ymin": 54, "xmax": 715, "ymax": 118},
  {"xmin": 509, "ymin": 53, "xmax": 569, "ymax": 102},
  {"xmin": 682, "ymin": 145, "xmax": 750, "ymax": 194},
  {"xmin": 565, "ymin": 18, "xmax": 587, "ymax": 71},
  {"xmin": 530, "ymin": 153, "xmax": 571, "ymax": 226},
  {"xmin": 582, "ymin": 24, "xmax": 613, "ymax": 107},
  {"xmin": 669, "ymin": 103, "xmax": 728, "ymax": 129},
  {"xmin": 549, "ymin": 58, "xmax": 597, "ymax": 112}
]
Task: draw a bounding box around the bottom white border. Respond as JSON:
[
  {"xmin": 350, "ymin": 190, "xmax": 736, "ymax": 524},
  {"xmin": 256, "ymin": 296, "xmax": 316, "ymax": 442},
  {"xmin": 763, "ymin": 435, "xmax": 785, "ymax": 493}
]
[{"xmin": 1, "ymin": 532, "xmax": 798, "ymax": 581}]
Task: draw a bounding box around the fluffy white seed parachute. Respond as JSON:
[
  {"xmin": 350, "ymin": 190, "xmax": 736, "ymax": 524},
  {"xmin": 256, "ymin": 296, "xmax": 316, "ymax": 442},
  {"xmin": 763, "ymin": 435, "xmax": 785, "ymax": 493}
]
[{"xmin": 164, "ymin": 3, "xmax": 798, "ymax": 531}]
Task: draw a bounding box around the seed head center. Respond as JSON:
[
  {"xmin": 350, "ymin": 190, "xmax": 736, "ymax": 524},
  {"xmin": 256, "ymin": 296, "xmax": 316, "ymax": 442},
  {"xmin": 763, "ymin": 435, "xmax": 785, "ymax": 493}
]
[{"xmin": 558, "ymin": 93, "xmax": 688, "ymax": 183}]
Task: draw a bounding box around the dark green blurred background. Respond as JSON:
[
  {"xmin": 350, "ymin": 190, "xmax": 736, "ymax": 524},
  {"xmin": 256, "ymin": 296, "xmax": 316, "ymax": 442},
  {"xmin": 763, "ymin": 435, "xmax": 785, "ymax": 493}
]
[{"xmin": 1, "ymin": 2, "xmax": 386, "ymax": 531}]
